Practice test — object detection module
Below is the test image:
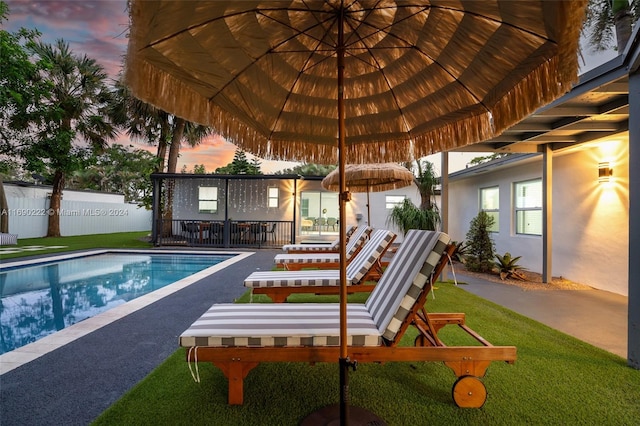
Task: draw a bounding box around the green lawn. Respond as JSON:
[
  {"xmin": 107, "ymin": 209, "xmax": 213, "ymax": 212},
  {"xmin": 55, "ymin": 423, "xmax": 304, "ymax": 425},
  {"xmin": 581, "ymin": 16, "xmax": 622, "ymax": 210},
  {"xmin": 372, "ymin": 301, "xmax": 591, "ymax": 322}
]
[
  {"xmin": 4, "ymin": 234, "xmax": 637, "ymax": 424},
  {"xmin": 93, "ymin": 286, "xmax": 640, "ymax": 426},
  {"xmin": 0, "ymin": 231, "xmax": 152, "ymax": 260}
]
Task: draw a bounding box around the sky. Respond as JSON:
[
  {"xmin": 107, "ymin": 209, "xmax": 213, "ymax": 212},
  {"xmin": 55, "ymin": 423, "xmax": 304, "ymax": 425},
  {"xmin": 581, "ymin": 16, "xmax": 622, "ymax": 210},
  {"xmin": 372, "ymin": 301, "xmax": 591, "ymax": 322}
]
[
  {"xmin": 3, "ymin": 0, "xmax": 301, "ymax": 173},
  {"xmin": 3, "ymin": 0, "xmax": 619, "ymax": 175}
]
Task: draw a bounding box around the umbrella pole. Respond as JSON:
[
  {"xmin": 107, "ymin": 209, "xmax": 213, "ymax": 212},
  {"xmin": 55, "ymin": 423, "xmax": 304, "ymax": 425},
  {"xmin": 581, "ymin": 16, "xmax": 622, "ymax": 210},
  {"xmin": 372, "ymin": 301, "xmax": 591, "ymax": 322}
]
[
  {"xmin": 302, "ymin": 7, "xmax": 385, "ymax": 426},
  {"xmin": 337, "ymin": 8, "xmax": 350, "ymax": 425},
  {"xmin": 366, "ymin": 182, "xmax": 371, "ymax": 227}
]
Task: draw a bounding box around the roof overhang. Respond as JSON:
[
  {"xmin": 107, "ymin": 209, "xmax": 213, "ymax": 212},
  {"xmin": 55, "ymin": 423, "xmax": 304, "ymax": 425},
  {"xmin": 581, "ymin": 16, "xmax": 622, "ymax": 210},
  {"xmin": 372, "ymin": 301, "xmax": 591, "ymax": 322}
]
[{"xmin": 451, "ymin": 24, "xmax": 639, "ymax": 155}]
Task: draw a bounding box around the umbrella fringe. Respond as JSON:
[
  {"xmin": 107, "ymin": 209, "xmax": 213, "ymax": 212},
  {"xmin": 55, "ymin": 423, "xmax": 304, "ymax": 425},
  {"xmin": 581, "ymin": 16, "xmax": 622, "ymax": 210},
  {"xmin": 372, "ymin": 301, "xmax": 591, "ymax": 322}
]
[
  {"xmin": 492, "ymin": 0, "xmax": 585, "ymax": 136},
  {"xmin": 125, "ymin": 50, "xmax": 578, "ymax": 163},
  {"xmin": 125, "ymin": 0, "xmax": 586, "ymax": 164}
]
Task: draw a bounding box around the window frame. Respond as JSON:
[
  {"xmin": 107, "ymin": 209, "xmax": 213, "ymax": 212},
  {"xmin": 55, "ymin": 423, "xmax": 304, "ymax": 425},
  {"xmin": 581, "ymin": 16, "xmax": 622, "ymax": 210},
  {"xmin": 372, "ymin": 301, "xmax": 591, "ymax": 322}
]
[
  {"xmin": 514, "ymin": 178, "xmax": 542, "ymax": 236},
  {"xmin": 480, "ymin": 186, "xmax": 500, "ymax": 233},
  {"xmin": 198, "ymin": 186, "xmax": 218, "ymax": 214},
  {"xmin": 385, "ymin": 195, "xmax": 406, "ymax": 209},
  {"xmin": 267, "ymin": 186, "xmax": 279, "ymax": 208}
]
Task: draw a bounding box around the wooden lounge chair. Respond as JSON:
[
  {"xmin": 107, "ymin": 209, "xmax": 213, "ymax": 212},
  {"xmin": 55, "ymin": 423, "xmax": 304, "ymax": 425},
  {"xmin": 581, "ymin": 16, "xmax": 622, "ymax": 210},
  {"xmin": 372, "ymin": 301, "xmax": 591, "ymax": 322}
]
[
  {"xmin": 245, "ymin": 229, "xmax": 396, "ymax": 302},
  {"xmin": 179, "ymin": 230, "xmax": 517, "ymax": 407},
  {"xmin": 281, "ymin": 224, "xmax": 358, "ymax": 253},
  {"xmin": 274, "ymin": 226, "xmax": 372, "ymax": 270}
]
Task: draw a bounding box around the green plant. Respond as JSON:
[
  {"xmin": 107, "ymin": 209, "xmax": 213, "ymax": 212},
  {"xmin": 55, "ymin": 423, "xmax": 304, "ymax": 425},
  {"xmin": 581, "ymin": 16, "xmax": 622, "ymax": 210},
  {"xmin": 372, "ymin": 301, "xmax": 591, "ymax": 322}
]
[
  {"xmin": 386, "ymin": 198, "xmax": 440, "ymax": 235},
  {"xmin": 494, "ymin": 252, "xmax": 528, "ymax": 280},
  {"xmin": 464, "ymin": 211, "xmax": 495, "ymax": 272},
  {"xmin": 451, "ymin": 240, "xmax": 470, "ymax": 263}
]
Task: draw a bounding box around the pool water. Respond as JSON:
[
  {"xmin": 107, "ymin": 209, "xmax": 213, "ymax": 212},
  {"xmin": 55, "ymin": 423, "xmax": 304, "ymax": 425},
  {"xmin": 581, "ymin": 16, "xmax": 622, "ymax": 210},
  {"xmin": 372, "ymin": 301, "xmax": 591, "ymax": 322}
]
[{"xmin": 0, "ymin": 252, "xmax": 233, "ymax": 354}]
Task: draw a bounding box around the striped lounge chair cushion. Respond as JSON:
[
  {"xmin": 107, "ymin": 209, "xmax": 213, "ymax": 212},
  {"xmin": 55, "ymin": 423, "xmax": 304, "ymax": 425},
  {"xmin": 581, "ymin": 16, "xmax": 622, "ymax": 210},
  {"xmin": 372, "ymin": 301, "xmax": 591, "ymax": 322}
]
[
  {"xmin": 274, "ymin": 252, "xmax": 341, "ymax": 265},
  {"xmin": 281, "ymin": 239, "xmax": 339, "ymax": 252},
  {"xmin": 365, "ymin": 230, "xmax": 451, "ymax": 342},
  {"xmin": 179, "ymin": 303, "xmax": 382, "ymax": 347},
  {"xmin": 280, "ymin": 225, "xmax": 359, "ymax": 253},
  {"xmin": 344, "ymin": 229, "xmax": 395, "ymax": 283},
  {"xmin": 273, "ymin": 226, "xmax": 370, "ymax": 265},
  {"xmin": 244, "ymin": 229, "xmax": 395, "ymax": 288},
  {"xmin": 244, "ymin": 269, "xmax": 343, "ymax": 288}
]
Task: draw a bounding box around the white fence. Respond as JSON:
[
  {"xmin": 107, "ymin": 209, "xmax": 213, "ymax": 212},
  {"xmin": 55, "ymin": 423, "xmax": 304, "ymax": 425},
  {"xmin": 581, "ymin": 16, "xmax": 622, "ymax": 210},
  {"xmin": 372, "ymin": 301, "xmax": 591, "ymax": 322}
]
[{"xmin": 4, "ymin": 197, "xmax": 152, "ymax": 238}]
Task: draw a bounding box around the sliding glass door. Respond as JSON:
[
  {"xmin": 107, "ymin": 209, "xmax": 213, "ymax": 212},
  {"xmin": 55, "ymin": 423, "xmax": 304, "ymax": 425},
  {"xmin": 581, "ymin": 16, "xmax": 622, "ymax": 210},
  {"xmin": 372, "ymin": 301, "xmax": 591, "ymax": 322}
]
[{"xmin": 299, "ymin": 191, "xmax": 339, "ymax": 236}]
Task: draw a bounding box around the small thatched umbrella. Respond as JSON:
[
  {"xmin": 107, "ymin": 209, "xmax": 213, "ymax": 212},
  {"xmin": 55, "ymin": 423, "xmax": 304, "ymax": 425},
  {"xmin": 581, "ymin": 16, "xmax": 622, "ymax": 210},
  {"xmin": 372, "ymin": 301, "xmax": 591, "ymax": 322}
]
[
  {"xmin": 322, "ymin": 163, "xmax": 414, "ymax": 227},
  {"xmin": 124, "ymin": 1, "xmax": 587, "ymax": 422}
]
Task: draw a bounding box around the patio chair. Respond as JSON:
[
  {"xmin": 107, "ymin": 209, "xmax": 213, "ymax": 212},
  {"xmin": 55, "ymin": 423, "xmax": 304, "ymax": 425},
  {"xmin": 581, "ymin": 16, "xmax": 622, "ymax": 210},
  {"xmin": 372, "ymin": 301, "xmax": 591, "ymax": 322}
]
[
  {"xmin": 207, "ymin": 222, "xmax": 224, "ymax": 245},
  {"xmin": 246, "ymin": 223, "xmax": 263, "ymax": 244},
  {"xmin": 230, "ymin": 222, "xmax": 249, "ymax": 244},
  {"xmin": 245, "ymin": 228, "xmax": 395, "ymax": 302},
  {"xmin": 273, "ymin": 226, "xmax": 373, "ymax": 270},
  {"xmin": 264, "ymin": 222, "xmax": 277, "ymax": 243},
  {"xmin": 180, "ymin": 221, "xmax": 200, "ymax": 244},
  {"xmin": 179, "ymin": 230, "xmax": 517, "ymax": 407},
  {"xmin": 281, "ymin": 224, "xmax": 358, "ymax": 254},
  {"xmin": 275, "ymin": 226, "xmax": 371, "ymax": 270}
]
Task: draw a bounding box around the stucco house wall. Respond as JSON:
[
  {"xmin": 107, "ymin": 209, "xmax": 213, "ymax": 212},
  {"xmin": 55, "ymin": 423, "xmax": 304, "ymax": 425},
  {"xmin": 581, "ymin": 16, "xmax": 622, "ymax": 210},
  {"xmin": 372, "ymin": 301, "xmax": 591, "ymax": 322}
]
[
  {"xmin": 447, "ymin": 140, "xmax": 629, "ymax": 296},
  {"xmin": 351, "ymin": 184, "xmax": 422, "ymax": 241}
]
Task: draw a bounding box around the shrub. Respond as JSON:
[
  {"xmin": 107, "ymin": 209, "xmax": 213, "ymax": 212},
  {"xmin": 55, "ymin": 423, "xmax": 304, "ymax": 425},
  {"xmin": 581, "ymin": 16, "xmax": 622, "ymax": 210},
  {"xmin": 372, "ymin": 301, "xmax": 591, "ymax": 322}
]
[
  {"xmin": 494, "ymin": 252, "xmax": 528, "ymax": 280},
  {"xmin": 386, "ymin": 198, "xmax": 440, "ymax": 235},
  {"xmin": 464, "ymin": 211, "xmax": 495, "ymax": 272},
  {"xmin": 451, "ymin": 240, "xmax": 470, "ymax": 263}
]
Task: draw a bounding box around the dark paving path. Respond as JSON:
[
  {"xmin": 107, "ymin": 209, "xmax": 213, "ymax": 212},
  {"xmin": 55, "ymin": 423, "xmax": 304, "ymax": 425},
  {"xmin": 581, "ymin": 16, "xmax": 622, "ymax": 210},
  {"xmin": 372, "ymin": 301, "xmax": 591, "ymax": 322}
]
[
  {"xmin": 456, "ymin": 272, "xmax": 628, "ymax": 358},
  {"xmin": 0, "ymin": 249, "xmax": 279, "ymax": 426}
]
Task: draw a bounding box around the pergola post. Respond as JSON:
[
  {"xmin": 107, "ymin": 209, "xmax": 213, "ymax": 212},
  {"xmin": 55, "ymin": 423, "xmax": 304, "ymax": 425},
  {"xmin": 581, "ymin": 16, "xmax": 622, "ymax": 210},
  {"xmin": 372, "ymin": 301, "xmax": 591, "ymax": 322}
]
[{"xmin": 628, "ymin": 64, "xmax": 639, "ymax": 369}]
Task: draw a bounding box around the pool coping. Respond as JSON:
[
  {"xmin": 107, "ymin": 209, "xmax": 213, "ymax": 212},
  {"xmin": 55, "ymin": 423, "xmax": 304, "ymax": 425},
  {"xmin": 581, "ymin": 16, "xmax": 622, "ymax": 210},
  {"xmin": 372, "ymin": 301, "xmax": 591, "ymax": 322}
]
[{"xmin": 0, "ymin": 249, "xmax": 254, "ymax": 375}]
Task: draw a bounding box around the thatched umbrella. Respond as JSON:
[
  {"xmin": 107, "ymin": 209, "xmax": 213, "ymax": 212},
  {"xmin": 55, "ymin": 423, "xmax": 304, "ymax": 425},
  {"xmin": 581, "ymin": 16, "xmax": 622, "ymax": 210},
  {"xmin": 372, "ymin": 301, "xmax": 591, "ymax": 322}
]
[
  {"xmin": 124, "ymin": 1, "xmax": 586, "ymax": 422},
  {"xmin": 322, "ymin": 163, "xmax": 414, "ymax": 227}
]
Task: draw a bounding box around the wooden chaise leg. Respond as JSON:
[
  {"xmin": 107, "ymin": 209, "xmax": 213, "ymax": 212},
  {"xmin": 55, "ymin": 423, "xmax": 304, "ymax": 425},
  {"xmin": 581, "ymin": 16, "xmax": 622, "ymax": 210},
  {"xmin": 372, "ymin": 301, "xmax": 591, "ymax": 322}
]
[
  {"xmin": 444, "ymin": 359, "xmax": 491, "ymax": 378},
  {"xmin": 213, "ymin": 361, "xmax": 259, "ymax": 405}
]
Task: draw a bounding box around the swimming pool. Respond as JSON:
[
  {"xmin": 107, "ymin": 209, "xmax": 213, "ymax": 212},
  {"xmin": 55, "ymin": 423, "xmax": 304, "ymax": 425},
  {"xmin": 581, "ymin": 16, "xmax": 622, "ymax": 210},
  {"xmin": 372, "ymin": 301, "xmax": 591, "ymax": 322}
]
[{"xmin": 0, "ymin": 250, "xmax": 247, "ymax": 356}]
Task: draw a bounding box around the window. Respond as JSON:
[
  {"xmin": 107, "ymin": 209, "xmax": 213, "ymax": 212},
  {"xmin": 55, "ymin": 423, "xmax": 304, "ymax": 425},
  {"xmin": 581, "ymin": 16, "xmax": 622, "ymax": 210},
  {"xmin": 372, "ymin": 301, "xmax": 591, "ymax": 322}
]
[
  {"xmin": 268, "ymin": 187, "xmax": 279, "ymax": 208},
  {"xmin": 514, "ymin": 179, "xmax": 542, "ymax": 235},
  {"xmin": 301, "ymin": 197, "xmax": 310, "ymax": 217},
  {"xmin": 300, "ymin": 191, "xmax": 339, "ymax": 235},
  {"xmin": 385, "ymin": 195, "xmax": 405, "ymax": 209},
  {"xmin": 480, "ymin": 186, "xmax": 499, "ymax": 232},
  {"xmin": 198, "ymin": 186, "xmax": 218, "ymax": 213}
]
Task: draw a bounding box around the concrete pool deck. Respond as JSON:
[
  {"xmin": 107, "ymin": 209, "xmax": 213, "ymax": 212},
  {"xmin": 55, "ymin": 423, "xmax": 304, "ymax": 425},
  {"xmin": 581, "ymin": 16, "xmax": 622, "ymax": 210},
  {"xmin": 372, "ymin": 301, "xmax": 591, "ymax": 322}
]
[{"xmin": 0, "ymin": 249, "xmax": 629, "ymax": 425}]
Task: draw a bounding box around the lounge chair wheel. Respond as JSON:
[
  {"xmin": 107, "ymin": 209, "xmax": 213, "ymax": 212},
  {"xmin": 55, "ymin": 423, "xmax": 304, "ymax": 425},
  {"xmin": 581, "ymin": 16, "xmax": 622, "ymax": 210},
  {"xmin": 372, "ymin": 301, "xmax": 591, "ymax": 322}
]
[{"xmin": 452, "ymin": 375, "xmax": 487, "ymax": 408}]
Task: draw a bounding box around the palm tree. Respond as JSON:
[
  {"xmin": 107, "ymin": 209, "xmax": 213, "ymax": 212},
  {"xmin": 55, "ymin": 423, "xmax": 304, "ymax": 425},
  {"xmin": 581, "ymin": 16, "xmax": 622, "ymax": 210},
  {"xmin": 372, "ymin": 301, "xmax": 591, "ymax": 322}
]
[
  {"xmin": 112, "ymin": 78, "xmax": 213, "ymax": 236},
  {"xmin": 585, "ymin": 0, "xmax": 639, "ymax": 52},
  {"xmin": 27, "ymin": 40, "xmax": 118, "ymax": 237},
  {"xmin": 165, "ymin": 118, "xmax": 213, "ymax": 173},
  {"xmin": 413, "ymin": 159, "xmax": 439, "ymax": 211},
  {"xmin": 387, "ymin": 160, "xmax": 441, "ymax": 234},
  {"xmin": 112, "ymin": 79, "xmax": 170, "ymax": 172}
]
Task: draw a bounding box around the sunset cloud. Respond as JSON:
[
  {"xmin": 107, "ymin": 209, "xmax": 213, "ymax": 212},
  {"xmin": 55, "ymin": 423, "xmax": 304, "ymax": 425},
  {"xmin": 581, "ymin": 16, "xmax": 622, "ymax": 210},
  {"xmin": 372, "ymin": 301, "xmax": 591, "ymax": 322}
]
[
  {"xmin": 4, "ymin": 0, "xmax": 300, "ymax": 173},
  {"xmin": 5, "ymin": 1, "xmax": 128, "ymax": 79}
]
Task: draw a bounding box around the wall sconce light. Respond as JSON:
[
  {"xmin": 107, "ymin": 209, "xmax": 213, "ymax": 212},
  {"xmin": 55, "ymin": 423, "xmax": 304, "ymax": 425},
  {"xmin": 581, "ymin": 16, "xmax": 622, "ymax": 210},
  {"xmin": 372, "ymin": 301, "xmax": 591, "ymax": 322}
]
[{"xmin": 598, "ymin": 162, "xmax": 613, "ymax": 183}]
